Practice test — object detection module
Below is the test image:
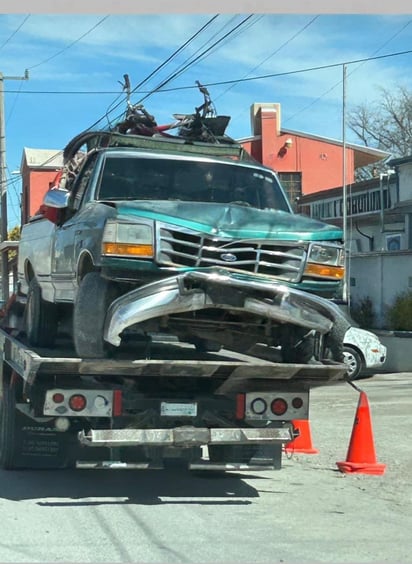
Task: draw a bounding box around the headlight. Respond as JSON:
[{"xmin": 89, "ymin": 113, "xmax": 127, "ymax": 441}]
[
  {"xmin": 102, "ymin": 219, "xmax": 154, "ymax": 258},
  {"xmin": 304, "ymin": 243, "xmax": 345, "ymax": 280}
]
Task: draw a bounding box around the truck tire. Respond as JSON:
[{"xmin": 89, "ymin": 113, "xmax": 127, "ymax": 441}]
[
  {"xmin": 0, "ymin": 378, "xmax": 20, "ymax": 469},
  {"xmin": 73, "ymin": 272, "xmax": 118, "ymax": 358},
  {"xmin": 0, "ymin": 377, "xmax": 71, "ymax": 470},
  {"xmin": 24, "ymin": 277, "xmax": 58, "ymax": 347}
]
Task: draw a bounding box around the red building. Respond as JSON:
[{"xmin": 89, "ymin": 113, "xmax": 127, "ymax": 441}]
[
  {"xmin": 239, "ymin": 103, "xmax": 388, "ymax": 207},
  {"xmin": 20, "ymin": 148, "xmax": 63, "ymax": 224}
]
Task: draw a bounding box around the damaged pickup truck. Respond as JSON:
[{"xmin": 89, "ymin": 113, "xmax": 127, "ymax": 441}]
[{"xmin": 17, "ymin": 130, "xmax": 349, "ymax": 362}]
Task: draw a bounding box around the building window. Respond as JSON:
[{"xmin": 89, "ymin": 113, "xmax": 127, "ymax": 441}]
[{"xmin": 278, "ymin": 172, "xmax": 302, "ymax": 211}]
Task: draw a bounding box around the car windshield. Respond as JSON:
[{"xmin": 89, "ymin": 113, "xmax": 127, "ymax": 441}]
[{"xmin": 97, "ymin": 154, "xmax": 291, "ymax": 212}]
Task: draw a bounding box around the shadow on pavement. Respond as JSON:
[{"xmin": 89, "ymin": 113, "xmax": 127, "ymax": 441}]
[{"xmin": 0, "ymin": 466, "xmax": 270, "ymax": 505}]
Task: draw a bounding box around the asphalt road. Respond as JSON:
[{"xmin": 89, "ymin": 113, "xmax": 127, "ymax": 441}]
[{"xmin": 1, "ymin": 372, "xmax": 411, "ymax": 563}]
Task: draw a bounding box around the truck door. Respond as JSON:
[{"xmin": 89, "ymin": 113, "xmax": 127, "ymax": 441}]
[{"xmin": 52, "ymin": 154, "xmax": 100, "ymax": 302}]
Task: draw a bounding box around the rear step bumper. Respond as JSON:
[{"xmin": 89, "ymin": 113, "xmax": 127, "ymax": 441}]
[
  {"xmin": 78, "ymin": 426, "xmax": 293, "ymax": 448},
  {"xmin": 76, "ymin": 460, "xmax": 279, "ymax": 471}
]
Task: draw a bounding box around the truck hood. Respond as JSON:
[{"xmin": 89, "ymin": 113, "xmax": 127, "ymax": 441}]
[{"xmin": 112, "ymin": 200, "xmax": 342, "ymax": 241}]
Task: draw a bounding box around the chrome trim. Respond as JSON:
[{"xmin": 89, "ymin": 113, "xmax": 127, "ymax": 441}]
[
  {"xmin": 104, "ymin": 267, "xmax": 348, "ymax": 347},
  {"xmin": 156, "ymin": 222, "xmax": 307, "ymax": 282},
  {"xmin": 78, "ymin": 426, "xmax": 293, "ymax": 448}
]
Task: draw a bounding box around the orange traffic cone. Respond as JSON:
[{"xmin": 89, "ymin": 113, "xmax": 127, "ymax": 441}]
[
  {"xmin": 336, "ymin": 391, "xmax": 386, "ymax": 475},
  {"xmin": 285, "ymin": 419, "xmax": 319, "ymax": 454}
]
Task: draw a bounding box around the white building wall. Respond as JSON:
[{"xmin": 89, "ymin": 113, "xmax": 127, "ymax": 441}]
[{"xmin": 398, "ymin": 163, "xmax": 412, "ymax": 201}]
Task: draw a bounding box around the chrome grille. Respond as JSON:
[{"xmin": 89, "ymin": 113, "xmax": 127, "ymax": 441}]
[{"xmin": 157, "ymin": 224, "xmax": 306, "ymax": 282}]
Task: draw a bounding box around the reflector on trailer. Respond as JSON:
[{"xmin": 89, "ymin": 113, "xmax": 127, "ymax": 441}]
[
  {"xmin": 251, "ymin": 397, "xmax": 267, "ymax": 415},
  {"xmin": 236, "ymin": 394, "xmax": 245, "ymax": 419}
]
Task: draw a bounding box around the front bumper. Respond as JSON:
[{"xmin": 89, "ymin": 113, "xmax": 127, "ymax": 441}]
[{"xmin": 104, "ymin": 268, "xmax": 349, "ymax": 347}]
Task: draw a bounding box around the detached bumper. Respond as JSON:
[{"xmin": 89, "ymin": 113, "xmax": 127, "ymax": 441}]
[{"xmin": 104, "ymin": 268, "xmax": 349, "ymax": 347}]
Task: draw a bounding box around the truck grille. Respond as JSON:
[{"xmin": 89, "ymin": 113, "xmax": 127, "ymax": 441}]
[{"xmin": 157, "ymin": 225, "xmax": 306, "ymax": 282}]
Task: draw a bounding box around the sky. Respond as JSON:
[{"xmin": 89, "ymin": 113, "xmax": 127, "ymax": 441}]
[{"xmin": 0, "ymin": 9, "xmax": 412, "ymax": 228}]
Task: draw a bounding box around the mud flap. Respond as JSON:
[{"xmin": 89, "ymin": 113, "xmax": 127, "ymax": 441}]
[{"xmin": 9, "ymin": 406, "xmax": 73, "ymax": 469}]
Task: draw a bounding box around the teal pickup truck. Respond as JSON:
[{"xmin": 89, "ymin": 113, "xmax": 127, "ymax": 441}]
[{"xmin": 17, "ymin": 131, "xmax": 348, "ymax": 361}]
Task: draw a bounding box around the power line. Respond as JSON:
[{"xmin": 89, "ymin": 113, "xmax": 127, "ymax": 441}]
[
  {"xmin": 5, "ymin": 46, "xmax": 412, "ymax": 97},
  {"xmin": 284, "ymin": 19, "xmax": 412, "ymax": 125},
  {"xmin": 0, "ymin": 14, "xmax": 30, "ymax": 52},
  {"xmin": 95, "ymin": 14, "xmax": 257, "ymax": 132},
  {"xmin": 101, "ymin": 14, "xmax": 220, "ymax": 130},
  {"xmin": 27, "ymin": 15, "xmax": 110, "ymax": 70},
  {"xmin": 215, "ymin": 15, "xmax": 320, "ymax": 102},
  {"xmin": 113, "ymin": 14, "xmax": 257, "ymax": 118}
]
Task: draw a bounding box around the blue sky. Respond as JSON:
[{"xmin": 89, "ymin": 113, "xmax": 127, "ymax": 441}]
[{"xmin": 1, "ymin": 11, "xmax": 412, "ymax": 228}]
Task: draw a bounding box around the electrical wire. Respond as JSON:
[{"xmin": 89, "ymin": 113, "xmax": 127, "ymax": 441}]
[
  {"xmin": 215, "ymin": 15, "xmax": 320, "ymax": 102},
  {"xmin": 27, "ymin": 15, "xmax": 110, "ymax": 70},
  {"xmin": 284, "ymin": 19, "xmax": 412, "ymax": 125},
  {"xmin": 5, "ymin": 46, "xmax": 412, "ymax": 97},
  {"xmin": 104, "ymin": 14, "xmax": 257, "ymax": 131},
  {"xmin": 90, "ymin": 14, "xmax": 221, "ymax": 132},
  {"xmin": 0, "ymin": 14, "xmax": 30, "ymax": 52}
]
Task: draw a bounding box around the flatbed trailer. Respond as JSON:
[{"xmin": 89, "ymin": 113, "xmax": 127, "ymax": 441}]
[{"xmin": 0, "ymin": 327, "xmax": 348, "ymax": 472}]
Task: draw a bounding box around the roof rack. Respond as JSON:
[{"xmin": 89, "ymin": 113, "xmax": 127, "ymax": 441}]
[{"xmin": 63, "ymin": 130, "xmax": 255, "ymax": 164}]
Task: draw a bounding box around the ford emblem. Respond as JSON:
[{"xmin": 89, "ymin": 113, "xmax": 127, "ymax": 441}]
[{"xmin": 220, "ymin": 253, "xmax": 237, "ymax": 262}]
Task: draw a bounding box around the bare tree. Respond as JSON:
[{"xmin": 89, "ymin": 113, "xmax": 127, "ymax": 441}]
[{"xmin": 348, "ymin": 85, "xmax": 412, "ymax": 179}]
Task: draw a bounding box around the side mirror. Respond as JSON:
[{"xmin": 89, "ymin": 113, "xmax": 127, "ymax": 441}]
[{"xmin": 43, "ymin": 188, "xmax": 70, "ymax": 209}]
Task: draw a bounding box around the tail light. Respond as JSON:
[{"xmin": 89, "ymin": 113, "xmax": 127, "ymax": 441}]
[
  {"xmin": 68, "ymin": 394, "xmax": 87, "ymax": 412},
  {"xmin": 292, "ymin": 397, "xmax": 304, "ymax": 409},
  {"xmin": 270, "ymin": 398, "xmax": 288, "ymax": 416},
  {"xmin": 236, "ymin": 394, "xmax": 245, "ymax": 419},
  {"xmin": 244, "ymin": 391, "xmax": 309, "ymax": 420}
]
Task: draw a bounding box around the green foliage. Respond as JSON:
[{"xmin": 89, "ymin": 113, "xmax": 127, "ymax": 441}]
[
  {"xmin": 7, "ymin": 226, "xmax": 20, "ymax": 263},
  {"xmin": 350, "ymin": 296, "xmax": 375, "ymax": 328},
  {"xmin": 8, "ymin": 226, "xmax": 21, "ymax": 241},
  {"xmin": 386, "ymin": 291, "xmax": 412, "ymax": 331}
]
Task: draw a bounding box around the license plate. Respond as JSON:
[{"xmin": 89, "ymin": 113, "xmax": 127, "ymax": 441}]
[{"xmin": 160, "ymin": 402, "xmax": 197, "ymax": 417}]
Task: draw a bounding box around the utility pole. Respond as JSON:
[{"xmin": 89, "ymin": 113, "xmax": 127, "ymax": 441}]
[
  {"xmin": 0, "ymin": 69, "xmax": 29, "ymax": 302},
  {"xmin": 342, "ymin": 63, "xmax": 349, "ymax": 304}
]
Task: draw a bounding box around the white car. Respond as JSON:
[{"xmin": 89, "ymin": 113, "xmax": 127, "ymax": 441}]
[{"xmin": 343, "ymin": 326, "xmax": 387, "ymax": 380}]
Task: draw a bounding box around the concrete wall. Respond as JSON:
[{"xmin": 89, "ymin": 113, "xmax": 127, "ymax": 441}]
[
  {"xmin": 349, "ymin": 252, "xmax": 412, "ymax": 327},
  {"xmin": 373, "ymin": 331, "xmax": 412, "ymax": 372}
]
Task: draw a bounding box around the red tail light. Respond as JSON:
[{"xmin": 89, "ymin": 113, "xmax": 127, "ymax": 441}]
[
  {"xmin": 271, "ymin": 398, "xmax": 288, "ymax": 416},
  {"xmin": 292, "ymin": 397, "xmax": 304, "ymax": 409},
  {"xmin": 236, "ymin": 394, "xmax": 245, "ymax": 419},
  {"xmin": 69, "ymin": 394, "xmax": 87, "ymax": 412},
  {"xmin": 113, "ymin": 390, "xmax": 122, "ymax": 416},
  {"xmin": 52, "ymin": 392, "xmax": 64, "ymax": 403}
]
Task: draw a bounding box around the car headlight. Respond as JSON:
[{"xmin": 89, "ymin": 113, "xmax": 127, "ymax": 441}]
[
  {"xmin": 102, "ymin": 219, "xmax": 154, "ymax": 258},
  {"xmin": 304, "ymin": 243, "xmax": 345, "ymax": 280}
]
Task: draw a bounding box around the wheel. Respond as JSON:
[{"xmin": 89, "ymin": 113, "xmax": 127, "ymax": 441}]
[
  {"xmin": 343, "ymin": 346, "xmax": 363, "ymax": 380},
  {"xmin": 73, "ymin": 272, "xmax": 119, "ymax": 358},
  {"xmin": 0, "ymin": 378, "xmax": 20, "ymax": 469},
  {"xmin": 24, "ymin": 277, "xmax": 58, "ymax": 347}
]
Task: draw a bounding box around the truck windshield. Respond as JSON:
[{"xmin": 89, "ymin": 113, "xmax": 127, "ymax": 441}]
[{"xmin": 97, "ymin": 155, "xmax": 291, "ymax": 213}]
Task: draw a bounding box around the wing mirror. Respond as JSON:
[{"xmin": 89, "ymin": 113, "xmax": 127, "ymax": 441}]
[{"xmin": 43, "ymin": 188, "xmax": 70, "ymax": 209}]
